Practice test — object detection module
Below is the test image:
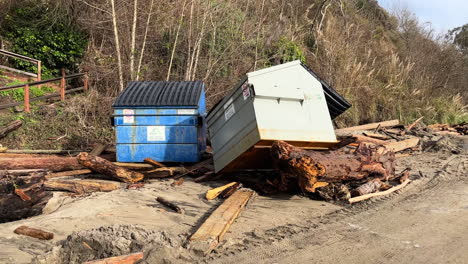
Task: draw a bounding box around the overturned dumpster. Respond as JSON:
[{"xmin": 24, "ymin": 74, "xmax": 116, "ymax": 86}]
[
  {"xmin": 112, "ymin": 81, "xmax": 206, "ymax": 162},
  {"xmin": 207, "ymin": 60, "xmax": 351, "ymax": 172}
]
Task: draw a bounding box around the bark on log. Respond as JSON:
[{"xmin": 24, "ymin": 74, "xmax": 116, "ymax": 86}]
[
  {"xmin": 206, "ymin": 182, "xmax": 238, "ymax": 200},
  {"xmin": 351, "ymin": 178, "xmax": 384, "ymax": 197},
  {"xmin": 270, "ymin": 141, "xmax": 395, "ymax": 194},
  {"xmin": 0, "ymin": 169, "xmax": 48, "ymax": 177},
  {"xmin": 0, "ymin": 157, "xmax": 82, "ymax": 171},
  {"xmin": 219, "ymin": 183, "xmax": 242, "ymax": 199},
  {"xmin": 44, "ymin": 179, "xmax": 122, "ymax": 194},
  {"xmin": 0, "ymin": 120, "xmax": 22, "ymax": 139},
  {"xmin": 46, "ymin": 169, "xmax": 93, "ymax": 179},
  {"xmin": 156, "ymin": 197, "xmax": 183, "ymax": 213},
  {"xmin": 77, "ymin": 153, "xmax": 144, "ymax": 183},
  {"xmin": 0, "ymin": 172, "xmax": 52, "ymax": 223},
  {"xmin": 14, "ymin": 225, "xmax": 54, "ymax": 240},
  {"xmin": 348, "ymin": 179, "xmax": 411, "ymax": 204}
]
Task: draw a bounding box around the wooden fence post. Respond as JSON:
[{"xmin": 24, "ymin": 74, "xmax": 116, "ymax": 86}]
[
  {"xmin": 24, "ymin": 84, "xmax": 30, "ymax": 113},
  {"xmin": 60, "ymin": 69, "xmax": 65, "ymax": 101},
  {"xmin": 37, "ymin": 61, "xmax": 41, "ymax": 82},
  {"xmin": 84, "ymin": 72, "xmax": 89, "ymax": 92}
]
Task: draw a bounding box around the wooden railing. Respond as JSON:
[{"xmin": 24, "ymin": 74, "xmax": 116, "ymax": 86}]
[
  {"xmin": 0, "ymin": 49, "xmax": 42, "ymax": 81},
  {"xmin": 0, "ymin": 71, "xmax": 89, "ymax": 112}
]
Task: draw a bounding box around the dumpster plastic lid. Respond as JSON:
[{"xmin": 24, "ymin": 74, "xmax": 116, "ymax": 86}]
[{"xmin": 113, "ymin": 81, "xmax": 204, "ymax": 107}]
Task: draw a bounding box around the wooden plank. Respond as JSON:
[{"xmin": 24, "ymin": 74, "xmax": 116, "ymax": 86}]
[
  {"xmin": 90, "ymin": 143, "xmax": 108, "ymax": 156},
  {"xmin": 352, "ymin": 134, "xmax": 388, "ymax": 145},
  {"xmin": 336, "ymin": 120, "xmax": 399, "ymax": 132},
  {"xmin": 46, "ymin": 169, "xmax": 92, "ymax": 179},
  {"xmin": 385, "ymin": 138, "xmax": 420, "ymax": 152},
  {"xmin": 83, "ymin": 252, "xmax": 144, "ymax": 264},
  {"xmin": 0, "ymin": 65, "xmax": 37, "ymax": 77},
  {"xmin": 113, "ymin": 162, "xmax": 153, "ymax": 169},
  {"xmin": 349, "ymin": 179, "xmax": 411, "ymax": 204},
  {"xmin": 362, "ymin": 132, "xmax": 391, "ymax": 140},
  {"xmin": 190, "ymin": 190, "xmax": 254, "ymax": 255}
]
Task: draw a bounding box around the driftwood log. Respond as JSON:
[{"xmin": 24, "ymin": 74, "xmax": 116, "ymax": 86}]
[
  {"xmin": 44, "ymin": 179, "xmax": 122, "ymax": 194},
  {"xmin": 0, "ymin": 157, "xmax": 82, "ymax": 171},
  {"xmin": 0, "ymin": 120, "xmax": 22, "ymax": 139},
  {"xmin": 0, "ymin": 172, "xmax": 52, "ymax": 223},
  {"xmin": 14, "ymin": 225, "xmax": 54, "ymax": 240},
  {"xmin": 270, "ymin": 141, "xmax": 395, "ymax": 194},
  {"xmin": 77, "ymin": 152, "xmax": 144, "ymax": 183},
  {"xmin": 156, "ymin": 197, "xmax": 183, "ymax": 214}
]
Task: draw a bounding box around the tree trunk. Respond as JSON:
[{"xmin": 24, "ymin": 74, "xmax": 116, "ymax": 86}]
[
  {"xmin": 0, "ymin": 157, "xmax": 82, "ymax": 171},
  {"xmin": 44, "ymin": 179, "xmax": 122, "ymax": 194},
  {"xmin": 136, "ymin": 0, "xmax": 154, "ymax": 81},
  {"xmin": 0, "ymin": 120, "xmax": 22, "ymax": 139},
  {"xmin": 270, "ymin": 141, "xmax": 395, "ymax": 193},
  {"xmin": 129, "ymin": 0, "xmax": 138, "ymax": 79},
  {"xmin": 77, "ymin": 152, "xmax": 144, "ymax": 183},
  {"xmin": 109, "ymin": 0, "xmax": 124, "ymax": 91}
]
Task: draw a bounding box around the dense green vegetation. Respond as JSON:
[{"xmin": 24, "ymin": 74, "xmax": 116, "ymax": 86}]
[{"xmin": 0, "ymin": 1, "xmax": 87, "ymax": 76}]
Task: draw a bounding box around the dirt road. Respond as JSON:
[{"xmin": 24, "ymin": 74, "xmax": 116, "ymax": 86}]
[{"xmin": 209, "ymin": 154, "xmax": 468, "ymax": 264}]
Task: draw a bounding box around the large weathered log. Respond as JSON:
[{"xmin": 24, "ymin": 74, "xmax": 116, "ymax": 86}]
[
  {"xmin": 77, "ymin": 152, "xmax": 144, "ymax": 183},
  {"xmin": 270, "ymin": 141, "xmax": 395, "ymax": 194},
  {"xmin": 0, "ymin": 120, "xmax": 22, "ymax": 139},
  {"xmin": 0, "ymin": 172, "xmax": 52, "ymax": 223},
  {"xmin": 14, "ymin": 225, "xmax": 54, "ymax": 240},
  {"xmin": 0, "ymin": 157, "xmax": 82, "ymax": 171},
  {"xmin": 44, "ymin": 179, "xmax": 122, "ymax": 194}
]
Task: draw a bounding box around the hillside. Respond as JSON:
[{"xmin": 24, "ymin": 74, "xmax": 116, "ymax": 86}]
[{"xmin": 0, "ymin": 0, "xmax": 466, "ymax": 149}]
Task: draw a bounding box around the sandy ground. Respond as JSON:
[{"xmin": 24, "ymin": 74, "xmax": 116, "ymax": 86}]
[{"xmin": 0, "ymin": 137, "xmax": 467, "ymax": 263}]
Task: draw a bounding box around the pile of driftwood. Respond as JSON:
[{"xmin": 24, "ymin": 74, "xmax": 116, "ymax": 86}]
[
  {"xmin": 225, "ymin": 119, "xmax": 422, "ymax": 203},
  {"xmin": 0, "ymin": 143, "xmax": 213, "ymax": 223}
]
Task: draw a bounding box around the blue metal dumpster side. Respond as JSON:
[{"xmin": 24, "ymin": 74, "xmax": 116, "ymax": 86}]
[{"xmin": 114, "ymin": 87, "xmax": 207, "ymax": 163}]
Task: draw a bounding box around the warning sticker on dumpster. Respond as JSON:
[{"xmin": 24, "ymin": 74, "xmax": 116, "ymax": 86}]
[
  {"xmin": 123, "ymin": 109, "xmax": 134, "ymax": 124},
  {"xmin": 147, "ymin": 126, "xmax": 165, "ymax": 141},
  {"xmin": 242, "ymin": 83, "xmax": 251, "ymax": 100},
  {"xmin": 224, "ymin": 104, "xmax": 236, "ymax": 121}
]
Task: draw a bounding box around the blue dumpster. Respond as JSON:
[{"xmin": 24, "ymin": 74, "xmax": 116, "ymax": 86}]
[{"xmin": 112, "ymin": 81, "xmax": 206, "ymax": 163}]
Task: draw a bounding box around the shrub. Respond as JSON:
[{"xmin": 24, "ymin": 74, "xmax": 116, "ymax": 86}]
[{"xmin": 1, "ymin": 1, "xmax": 87, "ymax": 76}]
